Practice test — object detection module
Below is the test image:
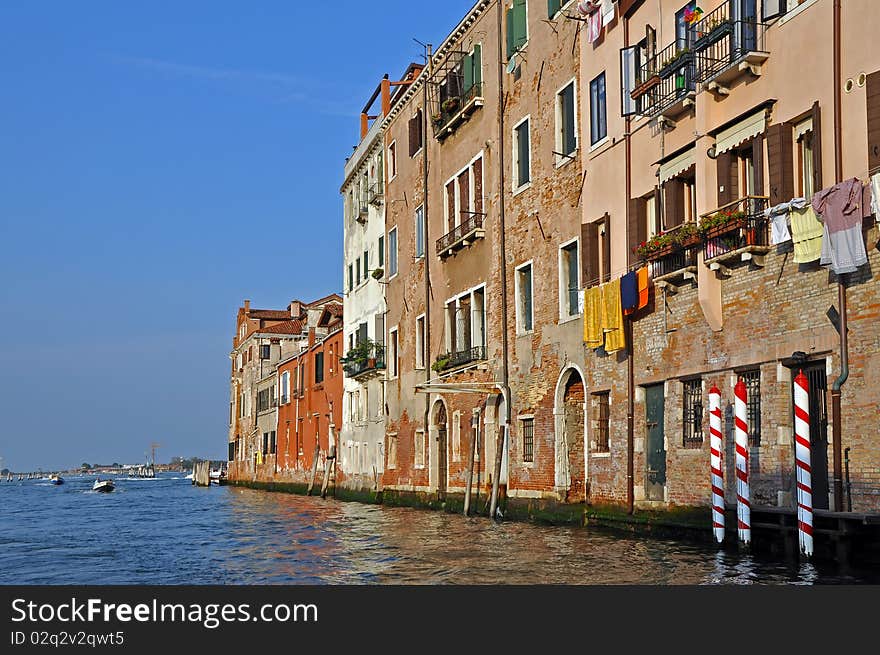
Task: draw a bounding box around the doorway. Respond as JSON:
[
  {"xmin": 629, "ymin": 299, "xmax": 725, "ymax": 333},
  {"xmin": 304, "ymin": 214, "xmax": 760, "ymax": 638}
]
[
  {"xmin": 645, "ymin": 383, "xmax": 666, "ymax": 501},
  {"xmin": 434, "ymin": 401, "xmax": 448, "ymax": 495},
  {"xmin": 793, "ymin": 363, "xmax": 830, "ymax": 510}
]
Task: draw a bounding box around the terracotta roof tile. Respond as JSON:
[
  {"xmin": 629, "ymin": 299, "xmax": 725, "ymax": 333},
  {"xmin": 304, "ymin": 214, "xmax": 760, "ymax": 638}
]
[
  {"xmin": 255, "ymin": 319, "xmax": 303, "ymax": 335},
  {"xmin": 249, "ymin": 309, "xmax": 291, "ymax": 320}
]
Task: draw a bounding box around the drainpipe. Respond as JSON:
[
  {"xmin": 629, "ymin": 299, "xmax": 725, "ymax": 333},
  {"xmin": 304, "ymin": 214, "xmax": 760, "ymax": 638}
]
[
  {"xmin": 423, "ymin": 43, "xmax": 433, "ymax": 494},
  {"xmin": 830, "ymin": 0, "xmax": 846, "ymax": 512},
  {"xmin": 623, "ymin": 13, "xmax": 635, "ymax": 516},
  {"xmin": 490, "ymin": 0, "xmax": 512, "ymax": 520}
]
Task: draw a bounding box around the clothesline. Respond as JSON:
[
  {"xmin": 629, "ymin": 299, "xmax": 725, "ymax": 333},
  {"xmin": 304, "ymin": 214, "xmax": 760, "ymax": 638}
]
[{"xmin": 581, "ymin": 261, "xmax": 645, "ymax": 291}]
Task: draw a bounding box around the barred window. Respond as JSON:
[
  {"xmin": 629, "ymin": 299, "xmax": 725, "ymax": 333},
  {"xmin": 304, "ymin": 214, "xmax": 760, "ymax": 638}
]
[
  {"xmin": 682, "ymin": 379, "xmax": 703, "ymax": 448},
  {"xmin": 741, "ymin": 370, "xmax": 761, "ymax": 447},
  {"xmin": 521, "ymin": 417, "xmax": 535, "ymax": 463},
  {"xmin": 593, "ymin": 391, "xmax": 610, "ymax": 452}
]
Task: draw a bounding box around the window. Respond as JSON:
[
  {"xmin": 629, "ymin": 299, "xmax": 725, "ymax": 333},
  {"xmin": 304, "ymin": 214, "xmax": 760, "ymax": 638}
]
[
  {"xmin": 444, "ymin": 154, "xmax": 484, "ymax": 234},
  {"xmin": 348, "ymin": 264, "xmax": 353, "ymax": 293},
  {"xmin": 795, "ymin": 119, "xmax": 815, "ymax": 201},
  {"xmin": 521, "ymin": 417, "xmax": 534, "ymax": 463},
  {"xmin": 387, "ymin": 433, "xmax": 397, "ymax": 470},
  {"xmin": 389, "ymin": 327, "xmax": 399, "ymax": 378},
  {"xmin": 355, "ymin": 257, "xmax": 361, "ymax": 285},
  {"xmin": 592, "ymin": 391, "xmax": 610, "ymax": 452},
  {"xmin": 589, "ymin": 72, "xmax": 607, "ymax": 145},
  {"xmin": 556, "ymin": 80, "xmax": 577, "ymax": 162},
  {"xmin": 257, "ymin": 388, "xmax": 271, "ymax": 413},
  {"xmin": 415, "ymin": 205, "xmax": 425, "ymax": 259},
  {"xmin": 388, "ymin": 227, "xmax": 398, "ymax": 277},
  {"xmin": 280, "ymin": 371, "xmax": 290, "ymax": 404},
  {"xmin": 582, "ymin": 216, "xmax": 611, "ymax": 287},
  {"xmin": 414, "ymin": 429, "xmax": 426, "ymax": 468},
  {"xmin": 506, "ymin": 0, "xmax": 528, "ymax": 58},
  {"xmin": 452, "ymin": 412, "xmax": 461, "ymax": 462},
  {"xmin": 674, "ymin": 4, "xmax": 693, "ymax": 50},
  {"xmin": 516, "ymin": 263, "xmax": 533, "ymax": 333},
  {"xmin": 741, "ymin": 370, "xmax": 762, "ymax": 447},
  {"xmin": 259, "ymin": 344, "xmax": 270, "ymax": 360},
  {"xmin": 682, "ymin": 379, "xmax": 703, "ymax": 448},
  {"xmin": 378, "ymin": 235, "xmax": 385, "ymax": 267},
  {"xmin": 560, "ymin": 240, "xmax": 580, "ymax": 318},
  {"xmin": 445, "ymin": 286, "xmax": 486, "ymax": 357},
  {"xmin": 408, "ymin": 109, "xmax": 423, "ymax": 156},
  {"xmin": 315, "ymin": 352, "xmax": 324, "ymax": 384},
  {"xmin": 415, "ymin": 314, "xmax": 426, "ymax": 369},
  {"xmin": 513, "ymin": 118, "xmax": 531, "ymax": 188},
  {"xmin": 363, "ymin": 250, "xmax": 369, "ymax": 279},
  {"xmin": 388, "ymin": 141, "xmax": 397, "ymax": 179}
]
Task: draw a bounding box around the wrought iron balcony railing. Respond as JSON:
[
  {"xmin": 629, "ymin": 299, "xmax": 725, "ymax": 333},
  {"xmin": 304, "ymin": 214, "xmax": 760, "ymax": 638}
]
[
  {"xmin": 691, "ymin": 4, "xmax": 768, "ymax": 85},
  {"xmin": 701, "ymin": 196, "xmax": 770, "ymax": 264},
  {"xmin": 436, "ymin": 213, "xmax": 486, "ymax": 257},
  {"xmin": 342, "ymin": 351, "xmax": 386, "ymax": 379},
  {"xmin": 632, "ymin": 41, "xmax": 696, "ymax": 118},
  {"xmin": 434, "ymin": 345, "xmax": 487, "ymax": 373}
]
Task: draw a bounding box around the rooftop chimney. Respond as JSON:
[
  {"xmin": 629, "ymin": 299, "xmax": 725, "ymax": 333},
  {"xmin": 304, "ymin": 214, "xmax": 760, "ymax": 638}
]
[
  {"xmin": 289, "ymin": 300, "xmax": 302, "ymax": 318},
  {"xmin": 244, "ymin": 299, "xmax": 250, "ymax": 312}
]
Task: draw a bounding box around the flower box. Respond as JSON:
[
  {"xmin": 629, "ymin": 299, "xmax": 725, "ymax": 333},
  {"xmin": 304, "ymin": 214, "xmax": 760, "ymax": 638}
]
[{"xmin": 631, "ymin": 74, "xmax": 661, "ymax": 100}]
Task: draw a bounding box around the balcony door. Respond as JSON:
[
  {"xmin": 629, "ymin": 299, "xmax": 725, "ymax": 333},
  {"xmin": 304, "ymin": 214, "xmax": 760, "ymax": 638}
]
[{"xmin": 733, "ymin": 0, "xmax": 758, "ymax": 55}]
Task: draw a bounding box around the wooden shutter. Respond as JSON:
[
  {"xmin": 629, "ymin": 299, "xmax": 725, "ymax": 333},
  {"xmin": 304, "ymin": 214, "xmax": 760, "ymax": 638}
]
[
  {"xmin": 628, "ymin": 197, "xmax": 648, "ymax": 267},
  {"xmin": 408, "ymin": 115, "xmax": 417, "ymax": 157},
  {"xmin": 866, "ymin": 71, "xmax": 880, "ymax": 171},
  {"xmin": 446, "ymin": 181, "xmax": 456, "ymax": 232},
  {"xmin": 472, "ymin": 44, "xmax": 482, "ymax": 90},
  {"xmin": 458, "ymin": 170, "xmax": 470, "ymax": 222},
  {"xmin": 581, "ymin": 222, "xmax": 599, "ymax": 288},
  {"xmin": 716, "ymin": 151, "xmax": 739, "ymax": 206},
  {"xmin": 506, "ymin": 7, "xmax": 515, "ymax": 59},
  {"xmin": 473, "ymin": 157, "xmax": 483, "ymax": 216},
  {"xmin": 664, "ymin": 181, "xmax": 684, "ymax": 228},
  {"xmin": 463, "ymin": 52, "xmax": 474, "ymax": 95},
  {"xmin": 766, "ymin": 123, "xmax": 794, "ymax": 206},
  {"xmin": 563, "ymin": 84, "xmax": 577, "ymax": 154},
  {"xmin": 513, "ymin": 0, "xmax": 527, "ymax": 52},
  {"xmin": 548, "ymin": 0, "xmax": 562, "ymax": 18},
  {"xmin": 811, "ymin": 101, "xmax": 823, "ymax": 192},
  {"xmin": 602, "ymin": 215, "xmax": 612, "ymax": 283},
  {"xmin": 752, "ymin": 135, "xmax": 764, "ymax": 197}
]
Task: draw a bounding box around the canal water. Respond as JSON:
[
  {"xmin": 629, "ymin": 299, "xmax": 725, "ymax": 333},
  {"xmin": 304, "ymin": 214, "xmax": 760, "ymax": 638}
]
[{"xmin": 1, "ymin": 473, "xmax": 875, "ymax": 584}]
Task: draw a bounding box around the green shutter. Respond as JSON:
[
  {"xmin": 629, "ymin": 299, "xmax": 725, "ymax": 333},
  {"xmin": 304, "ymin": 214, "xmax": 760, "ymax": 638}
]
[
  {"xmin": 548, "ymin": 0, "xmax": 562, "ymax": 18},
  {"xmin": 378, "ymin": 236, "xmax": 384, "ymax": 267},
  {"xmin": 463, "ymin": 52, "xmax": 474, "ymax": 95},
  {"xmin": 563, "ymin": 84, "xmax": 576, "ymax": 155},
  {"xmin": 473, "ymin": 44, "xmax": 482, "ymax": 90},
  {"xmin": 513, "ymin": 0, "xmax": 527, "ymax": 52},
  {"xmin": 506, "ymin": 8, "xmax": 515, "ymax": 59}
]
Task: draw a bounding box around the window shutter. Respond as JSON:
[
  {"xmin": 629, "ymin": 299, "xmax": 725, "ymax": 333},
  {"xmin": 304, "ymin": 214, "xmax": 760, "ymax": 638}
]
[
  {"xmin": 408, "ymin": 115, "xmax": 418, "ymax": 157},
  {"xmin": 766, "ymin": 123, "xmax": 794, "ymax": 206},
  {"xmin": 581, "ymin": 222, "xmax": 599, "ymax": 288},
  {"xmin": 762, "ymin": 0, "xmax": 786, "ymax": 21},
  {"xmin": 620, "ymin": 46, "xmax": 638, "ymax": 117},
  {"xmin": 513, "ymin": 0, "xmax": 528, "ymax": 52},
  {"xmin": 752, "ymin": 135, "xmax": 764, "ymax": 197},
  {"xmin": 378, "ymin": 235, "xmax": 384, "ymax": 267},
  {"xmin": 458, "ymin": 170, "xmax": 470, "ymax": 223},
  {"xmin": 563, "ymin": 85, "xmax": 577, "ymax": 155},
  {"xmin": 374, "ymin": 315, "xmax": 385, "ymax": 346},
  {"xmin": 548, "ymin": 0, "xmax": 562, "ymax": 18},
  {"xmin": 664, "ymin": 181, "xmax": 684, "ymax": 228},
  {"xmin": 518, "ymin": 123, "xmax": 530, "ymax": 184},
  {"xmin": 506, "ymin": 7, "xmax": 515, "ymax": 59},
  {"xmin": 463, "ymin": 52, "xmax": 474, "ymax": 95},
  {"xmin": 602, "ymin": 215, "xmax": 611, "ymax": 283},
  {"xmin": 811, "ymin": 101, "xmax": 823, "ymax": 191},
  {"xmin": 472, "ymin": 44, "xmax": 482, "ymax": 90},
  {"xmin": 869, "ymin": 72, "xmax": 880, "ymax": 171},
  {"xmin": 716, "ymin": 152, "xmax": 733, "ymax": 206},
  {"xmin": 473, "ymin": 157, "xmax": 483, "ymax": 215},
  {"xmin": 446, "ymin": 180, "xmax": 456, "ymax": 232},
  {"xmin": 628, "ymin": 197, "xmax": 648, "ymax": 267}
]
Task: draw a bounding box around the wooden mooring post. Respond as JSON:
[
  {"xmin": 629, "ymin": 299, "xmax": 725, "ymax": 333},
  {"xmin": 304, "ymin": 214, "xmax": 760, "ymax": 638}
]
[
  {"xmin": 464, "ymin": 411, "xmax": 479, "ymax": 516},
  {"xmin": 320, "ymin": 424, "xmax": 337, "ymax": 500},
  {"xmin": 192, "ymin": 461, "xmax": 211, "ymax": 487},
  {"xmin": 307, "ymin": 440, "xmax": 321, "ymax": 496}
]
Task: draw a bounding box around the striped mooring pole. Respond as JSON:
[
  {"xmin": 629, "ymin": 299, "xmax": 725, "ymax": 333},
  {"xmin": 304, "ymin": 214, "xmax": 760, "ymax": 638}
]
[
  {"xmin": 709, "ymin": 384, "xmax": 724, "ymax": 543},
  {"xmin": 734, "ymin": 378, "xmax": 751, "ymax": 545},
  {"xmin": 794, "ymin": 370, "xmax": 814, "ymax": 557}
]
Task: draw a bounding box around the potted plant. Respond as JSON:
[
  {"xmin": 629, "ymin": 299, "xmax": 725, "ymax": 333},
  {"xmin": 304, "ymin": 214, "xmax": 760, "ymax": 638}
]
[
  {"xmin": 371, "ymin": 267, "xmax": 384, "ymax": 280},
  {"xmin": 635, "ymin": 231, "xmax": 676, "ymax": 260},
  {"xmin": 431, "ymin": 354, "xmax": 451, "ymax": 373},
  {"xmin": 675, "ymin": 222, "xmax": 701, "ymax": 247},
  {"xmin": 441, "ymin": 97, "xmax": 459, "ymax": 114},
  {"xmin": 659, "ymin": 48, "xmax": 691, "ymax": 78},
  {"xmin": 431, "ymin": 113, "xmax": 443, "ymax": 127},
  {"xmin": 699, "ymin": 208, "xmax": 747, "ymax": 238},
  {"xmin": 694, "ymin": 16, "xmax": 732, "ymax": 48}
]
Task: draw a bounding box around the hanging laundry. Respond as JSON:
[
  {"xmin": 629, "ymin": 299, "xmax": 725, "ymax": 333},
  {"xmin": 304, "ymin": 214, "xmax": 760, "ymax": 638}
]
[
  {"xmin": 636, "ymin": 265, "xmax": 649, "ymax": 310},
  {"xmin": 588, "ymin": 10, "xmax": 602, "ymax": 43},
  {"xmin": 862, "ymin": 180, "xmax": 875, "ymax": 221},
  {"xmin": 812, "ymin": 177, "xmax": 868, "ymax": 275},
  {"xmin": 583, "ymin": 286, "xmax": 603, "ymax": 348},
  {"xmin": 764, "ymin": 200, "xmax": 793, "ymax": 245},
  {"xmin": 620, "ymin": 270, "xmax": 638, "ymax": 312},
  {"xmin": 790, "ymin": 203, "xmax": 824, "ymax": 264},
  {"xmin": 600, "ymin": 279, "xmax": 626, "ymax": 354},
  {"xmin": 600, "ymin": 0, "xmax": 615, "ymax": 27},
  {"xmin": 870, "ymin": 172, "xmax": 880, "ymax": 221}
]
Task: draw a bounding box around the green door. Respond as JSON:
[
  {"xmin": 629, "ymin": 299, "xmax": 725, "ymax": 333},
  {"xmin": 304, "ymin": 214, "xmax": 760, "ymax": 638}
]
[{"xmin": 645, "ymin": 384, "xmax": 666, "ymax": 501}]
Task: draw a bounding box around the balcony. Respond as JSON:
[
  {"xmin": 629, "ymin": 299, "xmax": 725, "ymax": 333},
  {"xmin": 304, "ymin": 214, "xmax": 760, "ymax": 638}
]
[
  {"xmin": 637, "ymin": 224, "xmax": 700, "ymax": 291},
  {"xmin": 342, "ymin": 343, "xmax": 386, "ymax": 381},
  {"xmin": 436, "ymin": 213, "xmax": 486, "ymax": 258},
  {"xmin": 432, "ymin": 345, "xmax": 487, "ymax": 373},
  {"xmin": 356, "ymin": 200, "xmax": 369, "ymax": 224},
  {"xmin": 429, "ymin": 47, "xmax": 484, "ymax": 141},
  {"xmin": 631, "ymin": 41, "xmax": 696, "ymax": 119},
  {"xmin": 700, "ymin": 196, "xmax": 770, "ymax": 275},
  {"xmin": 692, "ymin": 4, "xmax": 769, "ymax": 92},
  {"xmin": 368, "ymin": 182, "xmax": 384, "ymax": 206}
]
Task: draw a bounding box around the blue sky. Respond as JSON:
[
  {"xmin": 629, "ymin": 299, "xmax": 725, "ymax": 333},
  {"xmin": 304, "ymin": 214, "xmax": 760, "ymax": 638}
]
[{"xmin": 0, "ymin": 0, "xmax": 474, "ymax": 471}]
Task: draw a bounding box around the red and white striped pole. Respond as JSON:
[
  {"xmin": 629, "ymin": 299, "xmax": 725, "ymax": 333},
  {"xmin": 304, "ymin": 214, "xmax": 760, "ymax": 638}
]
[
  {"xmin": 794, "ymin": 370, "xmax": 814, "ymax": 557},
  {"xmin": 709, "ymin": 384, "xmax": 724, "ymax": 543},
  {"xmin": 734, "ymin": 378, "xmax": 751, "ymax": 545}
]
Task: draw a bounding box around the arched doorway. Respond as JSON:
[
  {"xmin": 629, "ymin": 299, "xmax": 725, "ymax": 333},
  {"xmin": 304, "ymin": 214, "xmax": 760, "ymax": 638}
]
[
  {"xmin": 431, "ymin": 399, "xmax": 448, "ymax": 494},
  {"xmin": 554, "ymin": 367, "xmax": 587, "ymax": 501}
]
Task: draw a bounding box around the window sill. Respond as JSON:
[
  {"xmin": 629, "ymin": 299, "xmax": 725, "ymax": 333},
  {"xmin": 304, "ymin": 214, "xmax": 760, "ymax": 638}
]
[
  {"xmin": 558, "ymin": 313, "xmax": 582, "ymax": 326},
  {"xmin": 679, "ymin": 444, "xmax": 705, "ymax": 453},
  {"xmin": 779, "ymin": 0, "xmax": 819, "ymax": 25},
  {"xmin": 414, "ymin": 464, "xmax": 425, "ymax": 470},
  {"xmin": 516, "ymin": 329, "xmax": 534, "ymax": 337},
  {"xmin": 521, "ymin": 461, "xmax": 535, "ymax": 468},
  {"xmin": 410, "ymin": 147, "xmax": 423, "ymax": 159},
  {"xmin": 512, "ymin": 181, "xmax": 532, "ymax": 197},
  {"xmin": 589, "ymin": 136, "xmax": 610, "ymax": 154},
  {"xmin": 591, "ymin": 451, "xmax": 611, "ymax": 459},
  {"xmin": 554, "ymin": 150, "xmax": 578, "ymax": 169}
]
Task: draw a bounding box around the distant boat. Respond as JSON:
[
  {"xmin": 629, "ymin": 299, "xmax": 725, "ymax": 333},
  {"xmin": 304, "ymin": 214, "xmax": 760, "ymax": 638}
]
[
  {"xmin": 184, "ymin": 471, "xmax": 194, "ymax": 481},
  {"xmin": 93, "ymin": 479, "xmax": 115, "ymax": 493},
  {"xmin": 210, "ymin": 468, "xmax": 226, "ymax": 485},
  {"xmin": 49, "ymin": 475, "xmax": 64, "ymax": 485}
]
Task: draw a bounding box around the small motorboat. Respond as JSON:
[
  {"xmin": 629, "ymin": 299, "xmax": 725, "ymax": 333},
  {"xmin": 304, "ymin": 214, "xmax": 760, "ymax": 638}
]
[
  {"xmin": 49, "ymin": 475, "xmax": 64, "ymax": 485},
  {"xmin": 93, "ymin": 478, "xmax": 115, "ymax": 493}
]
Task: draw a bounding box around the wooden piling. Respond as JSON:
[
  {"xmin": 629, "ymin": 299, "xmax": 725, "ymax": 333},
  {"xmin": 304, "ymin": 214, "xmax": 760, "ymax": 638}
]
[
  {"xmin": 464, "ymin": 416, "xmax": 478, "ymax": 516},
  {"xmin": 307, "ymin": 441, "xmax": 320, "ymax": 496},
  {"xmin": 320, "ymin": 443, "xmax": 336, "ymax": 499}
]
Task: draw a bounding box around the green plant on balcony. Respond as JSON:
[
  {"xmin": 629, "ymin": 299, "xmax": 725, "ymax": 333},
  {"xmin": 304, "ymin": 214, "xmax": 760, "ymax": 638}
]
[
  {"xmin": 659, "ymin": 48, "xmax": 691, "ymax": 76},
  {"xmin": 634, "ymin": 222, "xmax": 700, "ymax": 259},
  {"xmin": 431, "ymin": 113, "xmax": 444, "ymax": 126},
  {"xmin": 341, "ymin": 338, "xmax": 384, "ymax": 369},
  {"xmin": 441, "ymin": 97, "xmax": 459, "ymax": 114},
  {"xmin": 699, "ymin": 208, "xmax": 747, "ymax": 236},
  {"xmin": 676, "ymin": 221, "xmax": 701, "ymax": 245},
  {"xmin": 431, "ymin": 353, "xmax": 451, "ymax": 373},
  {"xmin": 371, "ymin": 267, "xmax": 384, "ymax": 280}
]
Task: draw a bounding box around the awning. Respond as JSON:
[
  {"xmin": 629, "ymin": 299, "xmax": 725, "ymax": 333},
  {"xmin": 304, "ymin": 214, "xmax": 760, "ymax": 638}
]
[
  {"xmin": 414, "ymin": 381, "xmax": 502, "ymax": 395},
  {"xmin": 715, "ymin": 110, "xmax": 767, "ymax": 155},
  {"xmin": 658, "ymin": 147, "xmax": 696, "ymax": 184},
  {"xmin": 794, "ymin": 117, "xmax": 813, "ymax": 141}
]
